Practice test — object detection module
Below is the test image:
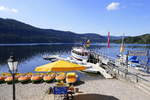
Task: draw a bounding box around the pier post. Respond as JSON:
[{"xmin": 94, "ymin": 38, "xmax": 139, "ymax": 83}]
[
  {"xmin": 117, "ymin": 69, "xmax": 119, "ymax": 75},
  {"xmin": 136, "ymin": 73, "xmax": 139, "ymax": 83},
  {"xmin": 146, "ymin": 50, "xmax": 149, "ymax": 73},
  {"xmin": 124, "ymin": 69, "xmax": 128, "ymax": 78},
  {"xmin": 125, "ymin": 51, "xmax": 129, "ymax": 72}
]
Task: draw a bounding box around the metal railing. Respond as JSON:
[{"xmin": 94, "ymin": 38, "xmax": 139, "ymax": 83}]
[{"xmin": 90, "ymin": 51, "xmax": 150, "ymax": 90}]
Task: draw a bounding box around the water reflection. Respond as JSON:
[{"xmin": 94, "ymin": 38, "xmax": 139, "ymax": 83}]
[
  {"xmin": 0, "ymin": 44, "xmax": 81, "ymax": 72},
  {"xmin": 0, "ymin": 44, "xmax": 76, "ymax": 64},
  {"xmin": 0, "ymin": 43, "xmax": 149, "ymax": 73}
]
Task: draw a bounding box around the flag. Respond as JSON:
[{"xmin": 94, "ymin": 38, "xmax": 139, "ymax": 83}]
[
  {"xmin": 120, "ymin": 43, "xmax": 125, "ymax": 53},
  {"xmin": 120, "ymin": 34, "xmax": 125, "ymax": 53},
  {"xmin": 107, "ymin": 32, "xmax": 110, "ymax": 48},
  {"xmin": 85, "ymin": 39, "xmax": 91, "ymax": 47}
]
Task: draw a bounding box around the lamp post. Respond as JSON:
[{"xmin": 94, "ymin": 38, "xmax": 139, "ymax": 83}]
[{"xmin": 7, "ymin": 56, "xmax": 18, "ymax": 100}]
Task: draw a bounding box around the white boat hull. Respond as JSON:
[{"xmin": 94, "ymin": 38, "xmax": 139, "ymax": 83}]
[{"xmin": 71, "ymin": 51, "xmax": 88, "ymax": 61}]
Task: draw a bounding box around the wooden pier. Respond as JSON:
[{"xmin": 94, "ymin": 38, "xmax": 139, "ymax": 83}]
[
  {"xmin": 43, "ymin": 51, "xmax": 150, "ymax": 94},
  {"xmin": 89, "ymin": 51, "xmax": 150, "ymax": 94}
]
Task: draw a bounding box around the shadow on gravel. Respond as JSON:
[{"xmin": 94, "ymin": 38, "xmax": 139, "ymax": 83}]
[
  {"xmin": 74, "ymin": 81, "xmax": 85, "ymax": 86},
  {"xmin": 31, "ymin": 80, "xmax": 44, "ymax": 84},
  {"xmin": 73, "ymin": 94, "xmax": 119, "ymax": 100}
]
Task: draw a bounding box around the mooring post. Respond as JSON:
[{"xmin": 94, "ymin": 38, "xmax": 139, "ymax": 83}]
[
  {"xmin": 136, "ymin": 73, "xmax": 139, "ymax": 83},
  {"xmin": 146, "ymin": 50, "xmax": 149, "ymax": 73},
  {"xmin": 125, "ymin": 69, "xmax": 128, "ymax": 78},
  {"xmin": 118, "ymin": 69, "xmax": 119, "ymax": 75},
  {"xmin": 125, "ymin": 51, "xmax": 129, "ymax": 73}
]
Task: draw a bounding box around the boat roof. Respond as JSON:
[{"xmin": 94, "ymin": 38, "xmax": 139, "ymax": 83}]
[{"xmin": 72, "ymin": 47, "xmax": 89, "ymax": 53}]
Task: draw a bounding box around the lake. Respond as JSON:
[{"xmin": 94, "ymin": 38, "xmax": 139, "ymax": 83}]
[{"xmin": 0, "ymin": 43, "xmax": 149, "ymax": 74}]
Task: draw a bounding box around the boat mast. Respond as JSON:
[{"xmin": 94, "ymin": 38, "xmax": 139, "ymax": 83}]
[
  {"xmin": 120, "ymin": 33, "xmax": 125, "ymax": 55},
  {"xmin": 120, "ymin": 33, "xmax": 125, "ymax": 64}
]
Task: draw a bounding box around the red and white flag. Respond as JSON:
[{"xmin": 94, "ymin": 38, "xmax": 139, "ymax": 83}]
[{"xmin": 107, "ymin": 32, "xmax": 110, "ymax": 48}]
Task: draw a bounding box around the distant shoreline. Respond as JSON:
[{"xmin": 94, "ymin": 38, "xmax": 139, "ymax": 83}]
[
  {"xmin": 0, "ymin": 43, "xmax": 150, "ymax": 47},
  {"xmin": 0, "ymin": 43, "xmax": 81, "ymax": 46}
]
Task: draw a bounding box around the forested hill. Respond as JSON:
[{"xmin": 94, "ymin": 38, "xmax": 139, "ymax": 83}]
[
  {"xmin": 0, "ymin": 18, "xmax": 106, "ymax": 44},
  {"xmin": 114, "ymin": 34, "xmax": 150, "ymax": 44}
]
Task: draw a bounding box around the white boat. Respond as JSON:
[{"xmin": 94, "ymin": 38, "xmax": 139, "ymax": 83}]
[
  {"xmin": 43, "ymin": 55, "xmax": 59, "ymax": 61},
  {"xmin": 71, "ymin": 47, "xmax": 90, "ymax": 61}
]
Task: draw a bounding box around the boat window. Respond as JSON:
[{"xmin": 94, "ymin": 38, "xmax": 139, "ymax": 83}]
[{"xmin": 72, "ymin": 50, "xmax": 88, "ymax": 56}]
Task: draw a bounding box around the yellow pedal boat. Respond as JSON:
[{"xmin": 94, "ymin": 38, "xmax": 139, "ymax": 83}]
[
  {"xmin": 43, "ymin": 73, "xmax": 56, "ymax": 82},
  {"xmin": 31, "ymin": 75, "xmax": 42, "ymax": 83},
  {"xmin": 18, "ymin": 76, "xmax": 30, "ymax": 83},
  {"xmin": 66, "ymin": 72, "xmax": 77, "ymax": 84},
  {"xmin": 55, "ymin": 73, "xmax": 66, "ymax": 82}
]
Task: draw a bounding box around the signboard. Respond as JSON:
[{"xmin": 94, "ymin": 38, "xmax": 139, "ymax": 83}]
[
  {"xmin": 53, "ymin": 87, "xmax": 68, "ymax": 94},
  {"xmin": 128, "ymin": 50, "xmax": 148, "ymax": 56}
]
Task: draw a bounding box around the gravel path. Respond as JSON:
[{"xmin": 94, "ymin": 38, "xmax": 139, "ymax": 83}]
[{"xmin": 0, "ymin": 79, "xmax": 150, "ymax": 100}]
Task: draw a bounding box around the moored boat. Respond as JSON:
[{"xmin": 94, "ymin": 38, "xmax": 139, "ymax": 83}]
[
  {"xmin": 71, "ymin": 47, "xmax": 90, "ymax": 61},
  {"xmin": 5, "ymin": 76, "xmax": 18, "ymax": 84},
  {"xmin": 31, "ymin": 75, "xmax": 43, "ymax": 83},
  {"xmin": 66, "ymin": 72, "xmax": 78, "ymax": 84},
  {"xmin": 43, "ymin": 55, "xmax": 59, "ymax": 61},
  {"xmin": 0, "ymin": 76, "xmax": 5, "ymax": 83},
  {"xmin": 55, "ymin": 73, "xmax": 66, "ymax": 82},
  {"xmin": 18, "ymin": 76, "xmax": 31, "ymax": 83},
  {"xmin": 43, "ymin": 73, "xmax": 56, "ymax": 83}
]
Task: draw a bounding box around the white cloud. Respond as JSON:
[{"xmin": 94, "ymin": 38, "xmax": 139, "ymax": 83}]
[
  {"xmin": 11, "ymin": 8, "xmax": 19, "ymax": 13},
  {"xmin": 0, "ymin": 6, "xmax": 7, "ymax": 11},
  {"xmin": 106, "ymin": 2, "xmax": 120, "ymax": 11},
  {"xmin": 0, "ymin": 6, "xmax": 19, "ymax": 13}
]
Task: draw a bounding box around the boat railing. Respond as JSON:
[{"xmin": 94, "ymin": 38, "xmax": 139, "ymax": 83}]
[{"xmin": 90, "ymin": 51, "xmax": 150, "ymax": 90}]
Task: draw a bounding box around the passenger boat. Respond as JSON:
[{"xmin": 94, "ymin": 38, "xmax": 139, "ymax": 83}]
[
  {"xmin": 71, "ymin": 47, "xmax": 90, "ymax": 61},
  {"xmin": 71, "ymin": 40, "xmax": 91, "ymax": 62},
  {"xmin": 70, "ymin": 45, "xmax": 101, "ymax": 74}
]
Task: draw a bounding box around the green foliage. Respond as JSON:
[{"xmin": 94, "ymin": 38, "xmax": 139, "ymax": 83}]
[
  {"xmin": 1, "ymin": 18, "xmax": 149, "ymax": 44},
  {"xmin": 0, "ymin": 18, "xmax": 105, "ymax": 43},
  {"xmin": 114, "ymin": 34, "xmax": 150, "ymax": 44}
]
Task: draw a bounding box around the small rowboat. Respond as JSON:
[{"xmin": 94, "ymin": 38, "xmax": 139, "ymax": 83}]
[
  {"xmin": 31, "ymin": 76, "xmax": 43, "ymax": 83},
  {"xmin": 55, "ymin": 73, "xmax": 66, "ymax": 82},
  {"xmin": 0, "ymin": 76, "xmax": 5, "ymax": 83},
  {"xmin": 18, "ymin": 76, "xmax": 30, "ymax": 83},
  {"xmin": 43, "ymin": 73, "xmax": 56, "ymax": 83},
  {"xmin": 66, "ymin": 73, "xmax": 77, "ymax": 84},
  {"xmin": 5, "ymin": 76, "xmax": 18, "ymax": 84}
]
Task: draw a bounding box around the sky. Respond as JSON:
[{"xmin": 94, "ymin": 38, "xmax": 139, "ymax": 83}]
[{"xmin": 0, "ymin": 0, "xmax": 150, "ymax": 36}]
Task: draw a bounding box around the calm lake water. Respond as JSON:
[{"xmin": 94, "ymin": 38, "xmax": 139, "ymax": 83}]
[{"xmin": 0, "ymin": 43, "xmax": 149, "ymax": 74}]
